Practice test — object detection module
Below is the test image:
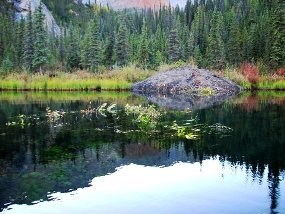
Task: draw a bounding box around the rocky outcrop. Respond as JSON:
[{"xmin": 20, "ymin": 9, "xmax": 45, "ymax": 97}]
[
  {"xmin": 9, "ymin": 0, "xmax": 60, "ymax": 35},
  {"xmin": 132, "ymin": 66, "xmax": 241, "ymax": 110}
]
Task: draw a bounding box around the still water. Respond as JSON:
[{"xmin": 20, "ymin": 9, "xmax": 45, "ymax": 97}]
[{"xmin": 0, "ymin": 92, "xmax": 284, "ymax": 213}]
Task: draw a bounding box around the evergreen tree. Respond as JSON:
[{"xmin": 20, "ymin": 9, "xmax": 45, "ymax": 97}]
[
  {"xmin": 270, "ymin": 0, "xmax": 285, "ymax": 68},
  {"xmin": 226, "ymin": 9, "xmax": 241, "ymax": 66},
  {"xmin": 138, "ymin": 20, "xmax": 150, "ymax": 69},
  {"xmin": 168, "ymin": 28, "xmax": 181, "ymax": 63},
  {"xmin": 87, "ymin": 18, "xmax": 101, "ymax": 71},
  {"xmin": 116, "ymin": 20, "xmax": 129, "ymax": 66},
  {"xmin": 58, "ymin": 28, "xmax": 65, "ymax": 69},
  {"xmin": 81, "ymin": 18, "xmax": 101, "ymax": 71},
  {"xmin": 206, "ymin": 10, "xmax": 225, "ymax": 69},
  {"xmin": 15, "ymin": 18, "xmax": 25, "ymax": 69},
  {"xmin": 66, "ymin": 30, "xmax": 80, "ymax": 70},
  {"xmin": 103, "ymin": 32, "xmax": 116, "ymax": 68},
  {"xmin": 23, "ymin": 4, "xmax": 34, "ymax": 71},
  {"xmin": 194, "ymin": 46, "xmax": 203, "ymax": 67},
  {"xmin": 183, "ymin": 30, "xmax": 194, "ymax": 61},
  {"xmin": 32, "ymin": 3, "xmax": 49, "ymax": 72}
]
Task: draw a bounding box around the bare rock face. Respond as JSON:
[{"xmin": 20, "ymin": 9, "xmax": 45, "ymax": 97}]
[
  {"xmin": 11, "ymin": 0, "xmax": 60, "ymax": 35},
  {"xmin": 132, "ymin": 66, "xmax": 241, "ymax": 110}
]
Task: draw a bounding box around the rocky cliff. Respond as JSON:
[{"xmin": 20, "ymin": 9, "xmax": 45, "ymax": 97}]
[{"xmin": 7, "ymin": 0, "xmax": 60, "ymax": 35}]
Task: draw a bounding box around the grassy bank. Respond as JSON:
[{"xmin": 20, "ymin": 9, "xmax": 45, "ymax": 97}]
[
  {"xmin": 0, "ymin": 66, "xmax": 156, "ymax": 91},
  {"xmin": 223, "ymin": 68, "xmax": 285, "ymax": 90},
  {"xmin": 1, "ymin": 63, "xmax": 285, "ymax": 91}
]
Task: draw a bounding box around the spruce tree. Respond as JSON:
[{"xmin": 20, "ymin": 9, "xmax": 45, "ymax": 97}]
[
  {"xmin": 23, "ymin": 4, "xmax": 34, "ymax": 71},
  {"xmin": 270, "ymin": 0, "xmax": 285, "ymax": 68},
  {"xmin": 226, "ymin": 9, "xmax": 241, "ymax": 66},
  {"xmin": 81, "ymin": 18, "xmax": 101, "ymax": 71},
  {"xmin": 116, "ymin": 20, "xmax": 129, "ymax": 66},
  {"xmin": 103, "ymin": 32, "xmax": 115, "ymax": 68},
  {"xmin": 206, "ymin": 10, "xmax": 225, "ymax": 69},
  {"xmin": 32, "ymin": 3, "xmax": 49, "ymax": 72},
  {"xmin": 168, "ymin": 28, "xmax": 181, "ymax": 63},
  {"xmin": 59, "ymin": 28, "xmax": 65, "ymax": 69},
  {"xmin": 87, "ymin": 18, "xmax": 101, "ymax": 71},
  {"xmin": 66, "ymin": 30, "xmax": 80, "ymax": 70},
  {"xmin": 194, "ymin": 46, "xmax": 203, "ymax": 67},
  {"xmin": 183, "ymin": 30, "xmax": 194, "ymax": 61},
  {"xmin": 15, "ymin": 18, "xmax": 25, "ymax": 69},
  {"xmin": 138, "ymin": 20, "xmax": 150, "ymax": 69}
]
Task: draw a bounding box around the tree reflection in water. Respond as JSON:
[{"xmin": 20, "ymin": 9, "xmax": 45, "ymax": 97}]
[{"xmin": 0, "ymin": 92, "xmax": 284, "ymax": 213}]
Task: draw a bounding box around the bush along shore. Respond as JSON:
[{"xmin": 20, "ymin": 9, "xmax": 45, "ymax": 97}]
[
  {"xmin": 223, "ymin": 63, "xmax": 285, "ymax": 91},
  {"xmin": 1, "ymin": 62, "xmax": 285, "ymax": 92}
]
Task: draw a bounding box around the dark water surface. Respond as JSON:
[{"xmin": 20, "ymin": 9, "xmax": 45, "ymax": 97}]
[{"xmin": 0, "ymin": 92, "xmax": 284, "ymax": 214}]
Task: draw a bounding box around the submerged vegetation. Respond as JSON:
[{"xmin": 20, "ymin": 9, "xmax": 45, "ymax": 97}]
[{"xmin": 6, "ymin": 102, "xmax": 232, "ymax": 141}]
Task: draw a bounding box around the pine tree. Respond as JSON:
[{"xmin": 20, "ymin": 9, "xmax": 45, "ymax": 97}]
[
  {"xmin": 194, "ymin": 46, "xmax": 203, "ymax": 67},
  {"xmin": 58, "ymin": 28, "xmax": 65, "ymax": 69},
  {"xmin": 183, "ymin": 30, "xmax": 194, "ymax": 61},
  {"xmin": 23, "ymin": 4, "xmax": 34, "ymax": 71},
  {"xmin": 138, "ymin": 20, "xmax": 150, "ymax": 69},
  {"xmin": 206, "ymin": 10, "xmax": 225, "ymax": 69},
  {"xmin": 15, "ymin": 18, "xmax": 25, "ymax": 69},
  {"xmin": 81, "ymin": 18, "xmax": 101, "ymax": 71},
  {"xmin": 226, "ymin": 9, "xmax": 241, "ymax": 66},
  {"xmin": 66, "ymin": 30, "xmax": 80, "ymax": 70},
  {"xmin": 270, "ymin": 0, "xmax": 285, "ymax": 68},
  {"xmin": 87, "ymin": 18, "xmax": 101, "ymax": 71},
  {"xmin": 168, "ymin": 28, "xmax": 180, "ymax": 63},
  {"xmin": 116, "ymin": 20, "xmax": 129, "ymax": 66},
  {"xmin": 32, "ymin": 3, "xmax": 49, "ymax": 72},
  {"xmin": 103, "ymin": 32, "xmax": 115, "ymax": 68}
]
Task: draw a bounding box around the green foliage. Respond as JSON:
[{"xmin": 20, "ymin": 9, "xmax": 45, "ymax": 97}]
[
  {"xmin": 206, "ymin": 10, "xmax": 225, "ymax": 69},
  {"xmin": 0, "ymin": 0, "xmax": 282, "ymax": 73},
  {"xmin": 32, "ymin": 4, "xmax": 49, "ymax": 72},
  {"xmin": 168, "ymin": 28, "xmax": 181, "ymax": 63},
  {"xmin": 23, "ymin": 5, "xmax": 34, "ymax": 71},
  {"xmin": 0, "ymin": 56, "xmax": 14, "ymax": 74},
  {"xmin": 137, "ymin": 20, "xmax": 150, "ymax": 69},
  {"xmin": 66, "ymin": 30, "xmax": 80, "ymax": 70},
  {"xmin": 269, "ymin": 0, "xmax": 285, "ymax": 68},
  {"xmin": 103, "ymin": 33, "xmax": 116, "ymax": 68},
  {"xmin": 125, "ymin": 104, "xmax": 162, "ymax": 131},
  {"xmin": 116, "ymin": 20, "xmax": 129, "ymax": 67}
]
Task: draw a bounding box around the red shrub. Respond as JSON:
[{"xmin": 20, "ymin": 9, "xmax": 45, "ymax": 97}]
[
  {"xmin": 240, "ymin": 62, "xmax": 260, "ymax": 84},
  {"xmin": 275, "ymin": 67, "xmax": 285, "ymax": 77}
]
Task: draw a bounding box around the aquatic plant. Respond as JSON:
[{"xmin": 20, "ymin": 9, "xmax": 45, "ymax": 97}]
[
  {"xmin": 125, "ymin": 104, "xmax": 162, "ymax": 131},
  {"xmin": 5, "ymin": 103, "xmax": 233, "ymax": 141},
  {"xmin": 170, "ymin": 120, "xmax": 201, "ymax": 140}
]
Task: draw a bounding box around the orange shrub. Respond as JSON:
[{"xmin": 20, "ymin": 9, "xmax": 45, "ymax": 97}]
[
  {"xmin": 275, "ymin": 67, "xmax": 285, "ymax": 77},
  {"xmin": 240, "ymin": 62, "xmax": 260, "ymax": 84}
]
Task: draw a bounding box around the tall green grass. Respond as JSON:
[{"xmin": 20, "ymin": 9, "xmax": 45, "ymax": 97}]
[{"xmin": 0, "ymin": 65, "xmax": 153, "ymax": 91}]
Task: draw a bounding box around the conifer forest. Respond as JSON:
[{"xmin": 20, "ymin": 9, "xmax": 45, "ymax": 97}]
[{"xmin": 0, "ymin": 0, "xmax": 284, "ymax": 74}]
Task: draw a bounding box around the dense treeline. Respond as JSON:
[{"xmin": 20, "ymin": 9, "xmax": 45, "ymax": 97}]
[{"xmin": 0, "ymin": 0, "xmax": 284, "ymax": 74}]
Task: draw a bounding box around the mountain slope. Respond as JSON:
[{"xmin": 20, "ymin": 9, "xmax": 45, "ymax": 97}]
[{"xmin": 81, "ymin": 0, "xmax": 187, "ymax": 9}]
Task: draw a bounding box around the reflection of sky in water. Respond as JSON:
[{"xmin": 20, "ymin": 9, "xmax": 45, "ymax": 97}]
[{"xmin": 5, "ymin": 158, "xmax": 285, "ymax": 214}]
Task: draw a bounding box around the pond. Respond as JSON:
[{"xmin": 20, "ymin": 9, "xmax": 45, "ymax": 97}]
[{"xmin": 0, "ymin": 91, "xmax": 284, "ymax": 213}]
